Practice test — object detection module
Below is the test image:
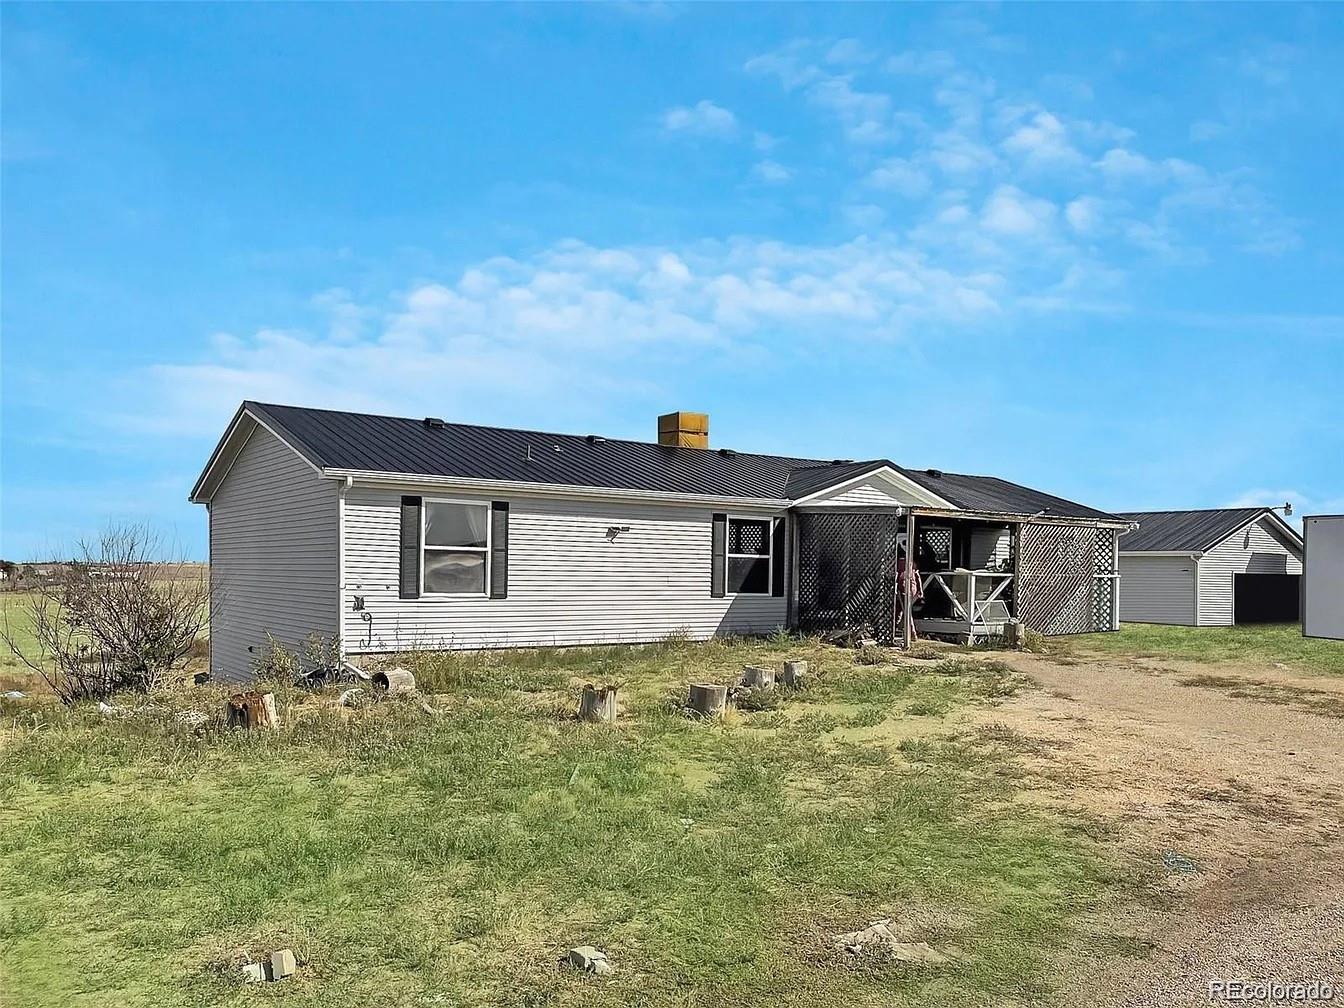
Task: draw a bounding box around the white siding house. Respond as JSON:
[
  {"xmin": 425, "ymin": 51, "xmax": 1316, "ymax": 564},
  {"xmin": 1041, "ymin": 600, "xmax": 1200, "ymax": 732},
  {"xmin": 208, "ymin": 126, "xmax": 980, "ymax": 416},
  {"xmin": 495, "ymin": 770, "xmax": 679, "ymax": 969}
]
[
  {"xmin": 1118, "ymin": 509, "xmax": 1303, "ymax": 627},
  {"xmin": 206, "ymin": 423, "xmax": 339, "ymax": 678},
  {"xmin": 192, "ymin": 402, "xmax": 1128, "ymax": 679},
  {"xmin": 340, "ymin": 487, "xmax": 786, "ymax": 652}
]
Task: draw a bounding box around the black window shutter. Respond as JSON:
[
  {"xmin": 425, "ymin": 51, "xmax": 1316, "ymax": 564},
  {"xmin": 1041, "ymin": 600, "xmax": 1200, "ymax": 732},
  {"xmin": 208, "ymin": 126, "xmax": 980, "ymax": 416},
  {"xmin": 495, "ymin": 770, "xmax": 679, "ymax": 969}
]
[
  {"xmin": 399, "ymin": 496, "xmax": 422, "ymax": 599},
  {"xmin": 771, "ymin": 517, "xmax": 786, "ymax": 597},
  {"xmin": 711, "ymin": 513, "xmax": 727, "ymax": 598},
  {"xmin": 490, "ymin": 501, "xmax": 509, "ymax": 599}
]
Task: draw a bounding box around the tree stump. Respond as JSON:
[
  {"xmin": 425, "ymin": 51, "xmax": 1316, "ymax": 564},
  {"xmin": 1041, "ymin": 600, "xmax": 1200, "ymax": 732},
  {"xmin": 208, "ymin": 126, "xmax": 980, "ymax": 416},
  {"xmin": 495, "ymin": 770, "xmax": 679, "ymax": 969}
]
[
  {"xmin": 372, "ymin": 667, "xmax": 417, "ymax": 695},
  {"xmin": 577, "ymin": 684, "xmax": 618, "ymax": 723},
  {"xmin": 687, "ymin": 683, "xmax": 728, "ymax": 718},
  {"xmin": 779, "ymin": 660, "xmax": 808, "ymax": 687},
  {"xmin": 225, "ymin": 691, "xmax": 278, "ymax": 730},
  {"xmin": 740, "ymin": 665, "xmax": 776, "ymax": 689}
]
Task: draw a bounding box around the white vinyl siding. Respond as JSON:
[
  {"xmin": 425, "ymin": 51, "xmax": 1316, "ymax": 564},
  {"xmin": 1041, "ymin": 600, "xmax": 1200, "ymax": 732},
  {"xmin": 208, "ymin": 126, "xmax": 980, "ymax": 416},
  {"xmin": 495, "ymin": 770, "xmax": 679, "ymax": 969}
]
[
  {"xmin": 341, "ymin": 488, "xmax": 786, "ymax": 652},
  {"xmin": 1118, "ymin": 555, "xmax": 1196, "ymax": 625},
  {"xmin": 801, "ymin": 476, "xmax": 924, "ymax": 508},
  {"xmin": 969, "ymin": 526, "xmax": 1011, "ymax": 570},
  {"xmin": 208, "ymin": 427, "xmax": 338, "ymax": 680},
  {"xmin": 1197, "ymin": 517, "xmax": 1304, "ymax": 626}
]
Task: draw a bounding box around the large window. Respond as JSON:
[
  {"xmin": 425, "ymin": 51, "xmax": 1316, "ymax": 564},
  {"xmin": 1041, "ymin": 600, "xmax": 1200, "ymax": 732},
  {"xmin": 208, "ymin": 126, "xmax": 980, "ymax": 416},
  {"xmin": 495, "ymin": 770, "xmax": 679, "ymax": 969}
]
[
  {"xmin": 727, "ymin": 517, "xmax": 772, "ymax": 595},
  {"xmin": 423, "ymin": 499, "xmax": 490, "ymax": 595}
]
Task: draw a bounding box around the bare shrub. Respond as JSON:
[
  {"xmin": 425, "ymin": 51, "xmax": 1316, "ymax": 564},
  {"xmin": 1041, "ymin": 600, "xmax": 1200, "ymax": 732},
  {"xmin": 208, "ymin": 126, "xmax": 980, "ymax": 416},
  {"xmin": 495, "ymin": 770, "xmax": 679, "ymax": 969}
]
[
  {"xmin": 0, "ymin": 524, "xmax": 212, "ymax": 704},
  {"xmin": 251, "ymin": 631, "xmax": 341, "ymax": 685}
]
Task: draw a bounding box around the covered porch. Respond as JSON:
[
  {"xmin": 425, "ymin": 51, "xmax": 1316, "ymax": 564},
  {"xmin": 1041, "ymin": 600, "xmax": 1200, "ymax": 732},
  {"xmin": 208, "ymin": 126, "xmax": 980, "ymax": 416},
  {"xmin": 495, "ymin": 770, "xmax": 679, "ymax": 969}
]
[{"xmin": 789, "ymin": 506, "xmax": 1122, "ymax": 646}]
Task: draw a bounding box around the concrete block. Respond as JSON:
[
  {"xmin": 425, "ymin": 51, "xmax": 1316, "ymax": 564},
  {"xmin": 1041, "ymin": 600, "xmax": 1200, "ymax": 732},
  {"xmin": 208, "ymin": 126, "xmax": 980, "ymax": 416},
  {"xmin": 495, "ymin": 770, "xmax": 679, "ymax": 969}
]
[{"xmin": 270, "ymin": 948, "xmax": 297, "ymax": 980}]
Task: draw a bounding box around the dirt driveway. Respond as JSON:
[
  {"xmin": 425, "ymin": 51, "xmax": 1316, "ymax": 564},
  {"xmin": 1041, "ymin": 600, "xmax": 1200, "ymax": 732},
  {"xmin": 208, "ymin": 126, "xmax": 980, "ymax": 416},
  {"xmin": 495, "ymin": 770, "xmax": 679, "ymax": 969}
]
[{"xmin": 979, "ymin": 650, "xmax": 1344, "ymax": 1006}]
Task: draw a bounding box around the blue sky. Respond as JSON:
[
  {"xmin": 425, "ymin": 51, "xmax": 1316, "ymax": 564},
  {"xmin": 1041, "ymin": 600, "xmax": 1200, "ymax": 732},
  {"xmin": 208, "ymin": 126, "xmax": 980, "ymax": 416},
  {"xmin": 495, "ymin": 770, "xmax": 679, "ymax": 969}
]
[{"xmin": 3, "ymin": 3, "xmax": 1341, "ymax": 559}]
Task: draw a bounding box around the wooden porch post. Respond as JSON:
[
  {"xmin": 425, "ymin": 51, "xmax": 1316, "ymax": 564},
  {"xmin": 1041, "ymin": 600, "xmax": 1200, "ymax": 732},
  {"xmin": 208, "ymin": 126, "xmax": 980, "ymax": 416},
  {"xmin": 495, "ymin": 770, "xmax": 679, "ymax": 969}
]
[{"xmin": 902, "ymin": 509, "xmax": 916, "ymax": 649}]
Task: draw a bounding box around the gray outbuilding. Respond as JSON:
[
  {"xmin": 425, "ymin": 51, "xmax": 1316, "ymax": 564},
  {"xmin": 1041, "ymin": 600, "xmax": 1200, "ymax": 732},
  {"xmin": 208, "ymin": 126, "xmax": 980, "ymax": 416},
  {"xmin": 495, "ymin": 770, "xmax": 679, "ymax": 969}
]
[{"xmin": 1117, "ymin": 508, "xmax": 1303, "ymax": 626}]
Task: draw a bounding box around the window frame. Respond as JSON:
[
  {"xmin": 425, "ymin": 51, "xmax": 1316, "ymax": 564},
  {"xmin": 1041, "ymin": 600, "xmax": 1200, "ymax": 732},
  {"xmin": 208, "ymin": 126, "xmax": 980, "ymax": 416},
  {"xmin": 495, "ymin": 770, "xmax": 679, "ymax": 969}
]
[
  {"xmin": 420, "ymin": 497, "xmax": 492, "ymax": 599},
  {"xmin": 725, "ymin": 514, "xmax": 774, "ymax": 597}
]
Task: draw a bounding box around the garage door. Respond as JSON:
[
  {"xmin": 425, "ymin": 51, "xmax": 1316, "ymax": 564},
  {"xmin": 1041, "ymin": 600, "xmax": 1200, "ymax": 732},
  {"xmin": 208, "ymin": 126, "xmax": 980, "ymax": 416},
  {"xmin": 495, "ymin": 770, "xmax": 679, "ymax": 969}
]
[{"xmin": 1233, "ymin": 573, "xmax": 1301, "ymax": 623}]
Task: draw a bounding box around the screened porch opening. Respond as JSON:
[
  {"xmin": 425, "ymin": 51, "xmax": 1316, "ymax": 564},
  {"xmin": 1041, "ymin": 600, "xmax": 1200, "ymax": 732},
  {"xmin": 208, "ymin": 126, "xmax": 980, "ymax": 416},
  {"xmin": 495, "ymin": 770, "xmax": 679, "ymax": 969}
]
[{"xmin": 793, "ymin": 509, "xmax": 1119, "ymax": 645}]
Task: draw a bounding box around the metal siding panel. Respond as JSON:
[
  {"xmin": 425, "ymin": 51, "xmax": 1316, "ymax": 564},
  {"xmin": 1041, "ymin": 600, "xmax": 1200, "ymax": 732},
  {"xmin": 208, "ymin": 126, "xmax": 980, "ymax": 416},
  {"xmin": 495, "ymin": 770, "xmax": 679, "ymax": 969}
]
[
  {"xmin": 209, "ymin": 427, "xmax": 339, "ymax": 681},
  {"xmin": 1118, "ymin": 555, "xmax": 1197, "ymax": 625},
  {"xmin": 1197, "ymin": 516, "xmax": 1304, "ymax": 626},
  {"xmin": 341, "ymin": 490, "xmax": 786, "ymax": 651},
  {"xmin": 1304, "ymin": 516, "xmax": 1344, "ymax": 639}
]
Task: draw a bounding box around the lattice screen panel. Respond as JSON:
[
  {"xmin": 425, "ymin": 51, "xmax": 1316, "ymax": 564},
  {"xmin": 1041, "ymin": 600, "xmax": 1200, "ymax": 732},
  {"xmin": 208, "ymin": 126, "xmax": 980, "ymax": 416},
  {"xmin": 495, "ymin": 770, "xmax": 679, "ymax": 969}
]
[
  {"xmin": 917, "ymin": 526, "xmax": 953, "ymax": 568},
  {"xmin": 1018, "ymin": 523, "xmax": 1116, "ymax": 635},
  {"xmin": 795, "ymin": 513, "xmax": 901, "ymax": 644},
  {"xmin": 1091, "ymin": 528, "xmax": 1118, "ymax": 632}
]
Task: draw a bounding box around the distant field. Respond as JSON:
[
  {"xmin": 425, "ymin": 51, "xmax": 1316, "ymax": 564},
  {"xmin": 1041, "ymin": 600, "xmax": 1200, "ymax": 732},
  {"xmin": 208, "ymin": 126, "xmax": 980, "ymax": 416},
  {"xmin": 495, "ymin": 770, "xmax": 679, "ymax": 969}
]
[
  {"xmin": 0, "ymin": 592, "xmax": 42, "ymax": 691},
  {"xmin": 1075, "ymin": 622, "xmax": 1344, "ymax": 677}
]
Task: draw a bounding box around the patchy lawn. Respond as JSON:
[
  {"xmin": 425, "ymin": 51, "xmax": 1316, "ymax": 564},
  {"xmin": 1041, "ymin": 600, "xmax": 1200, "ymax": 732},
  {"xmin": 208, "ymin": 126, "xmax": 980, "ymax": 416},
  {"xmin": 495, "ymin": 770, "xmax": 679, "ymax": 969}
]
[
  {"xmin": 0, "ymin": 592, "xmax": 43, "ymax": 692},
  {"xmin": 0, "ymin": 637, "xmax": 1119, "ymax": 1008},
  {"xmin": 1073, "ymin": 622, "xmax": 1344, "ymax": 676}
]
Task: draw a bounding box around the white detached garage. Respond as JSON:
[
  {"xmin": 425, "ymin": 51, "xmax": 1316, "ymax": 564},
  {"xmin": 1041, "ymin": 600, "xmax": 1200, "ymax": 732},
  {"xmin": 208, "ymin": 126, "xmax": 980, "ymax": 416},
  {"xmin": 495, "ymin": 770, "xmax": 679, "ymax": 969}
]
[{"xmin": 1117, "ymin": 508, "xmax": 1303, "ymax": 626}]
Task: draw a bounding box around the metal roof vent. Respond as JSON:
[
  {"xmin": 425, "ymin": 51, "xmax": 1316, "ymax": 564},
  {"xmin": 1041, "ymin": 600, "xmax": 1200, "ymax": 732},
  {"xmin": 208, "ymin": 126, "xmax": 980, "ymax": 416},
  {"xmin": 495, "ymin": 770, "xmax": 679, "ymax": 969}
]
[
  {"xmin": 925, "ymin": 468, "xmax": 944, "ymax": 478},
  {"xmin": 423, "ymin": 417, "xmax": 446, "ymax": 429},
  {"xmin": 586, "ymin": 434, "xmax": 607, "ymax": 444},
  {"xmin": 718, "ymin": 448, "xmax": 737, "ymax": 456}
]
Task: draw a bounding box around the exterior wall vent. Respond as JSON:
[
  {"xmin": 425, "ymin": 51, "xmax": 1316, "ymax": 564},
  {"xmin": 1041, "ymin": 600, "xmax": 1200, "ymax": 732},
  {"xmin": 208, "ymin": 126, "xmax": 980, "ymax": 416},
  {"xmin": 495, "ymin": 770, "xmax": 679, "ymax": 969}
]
[{"xmin": 657, "ymin": 411, "xmax": 709, "ymax": 449}]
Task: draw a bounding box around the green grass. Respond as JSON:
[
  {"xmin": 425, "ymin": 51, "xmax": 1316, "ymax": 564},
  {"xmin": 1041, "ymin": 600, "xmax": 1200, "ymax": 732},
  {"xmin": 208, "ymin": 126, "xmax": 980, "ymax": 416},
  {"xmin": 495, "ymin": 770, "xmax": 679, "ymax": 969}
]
[
  {"xmin": 0, "ymin": 592, "xmax": 42, "ymax": 691},
  {"xmin": 1073, "ymin": 622, "xmax": 1344, "ymax": 676},
  {"xmin": 0, "ymin": 636, "xmax": 1114, "ymax": 1008}
]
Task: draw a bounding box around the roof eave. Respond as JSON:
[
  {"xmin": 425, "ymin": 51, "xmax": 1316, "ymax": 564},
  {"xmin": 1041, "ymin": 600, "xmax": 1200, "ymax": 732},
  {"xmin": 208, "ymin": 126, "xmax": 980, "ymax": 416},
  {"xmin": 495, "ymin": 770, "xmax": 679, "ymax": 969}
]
[
  {"xmin": 910, "ymin": 505, "xmax": 1131, "ymax": 528},
  {"xmin": 324, "ymin": 468, "xmax": 793, "ymax": 510},
  {"xmin": 788, "ymin": 462, "xmax": 957, "ymax": 509},
  {"xmin": 189, "ymin": 403, "xmax": 326, "ymax": 503}
]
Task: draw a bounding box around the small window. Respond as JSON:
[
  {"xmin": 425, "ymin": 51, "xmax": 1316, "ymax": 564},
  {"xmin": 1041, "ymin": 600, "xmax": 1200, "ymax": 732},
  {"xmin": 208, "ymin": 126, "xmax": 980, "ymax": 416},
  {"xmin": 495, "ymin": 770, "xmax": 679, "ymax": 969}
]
[
  {"xmin": 423, "ymin": 500, "xmax": 490, "ymax": 595},
  {"xmin": 727, "ymin": 517, "xmax": 772, "ymax": 595}
]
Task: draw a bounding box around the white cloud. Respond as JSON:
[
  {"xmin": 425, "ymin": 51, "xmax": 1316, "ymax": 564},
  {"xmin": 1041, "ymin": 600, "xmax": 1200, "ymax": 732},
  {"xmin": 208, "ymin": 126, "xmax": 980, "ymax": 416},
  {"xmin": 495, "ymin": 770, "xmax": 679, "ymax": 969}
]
[
  {"xmin": 751, "ymin": 159, "xmax": 792, "ymax": 184},
  {"xmin": 865, "ymin": 157, "xmax": 931, "ymax": 198},
  {"xmin": 929, "ymin": 130, "xmax": 999, "ymax": 179},
  {"xmin": 1189, "ymin": 119, "xmax": 1227, "ymax": 142},
  {"xmin": 122, "ymin": 36, "xmax": 1300, "ymax": 441},
  {"xmin": 1065, "ymin": 196, "xmax": 1104, "ymax": 234},
  {"xmin": 805, "ymin": 76, "xmax": 899, "ymax": 145},
  {"xmin": 662, "ymin": 100, "xmax": 739, "ymax": 138},
  {"xmin": 1095, "ymin": 147, "xmax": 1162, "ymax": 184},
  {"xmin": 825, "ymin": 38, "xmax": 875, "ymax": 66},
  {"xmin": 1000, "ymin": 110, "xmax": 1086, "ymax": 171},
  {"xmin": 884, "ymin": 49, "xmax": 956, "ymax": 75},
  {"xmin": 981, "ymin": 185, "xmax": 1057, "ymax": 238}
]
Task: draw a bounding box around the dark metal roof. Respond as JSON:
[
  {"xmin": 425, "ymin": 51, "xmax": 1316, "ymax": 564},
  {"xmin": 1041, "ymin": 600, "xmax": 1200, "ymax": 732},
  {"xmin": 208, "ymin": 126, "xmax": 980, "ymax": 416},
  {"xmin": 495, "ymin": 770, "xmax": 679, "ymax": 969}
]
[
  {"xmin": 900, "ymin": 469, "xmax": 1119, "ymax": 521},
  {"xmin": 231, "ymin": 401, "xmax": 1115, "ymax": 519},
  {"xmin": 1117, "ymin": 508, "xmax": 1290, "ymax": 552}
]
